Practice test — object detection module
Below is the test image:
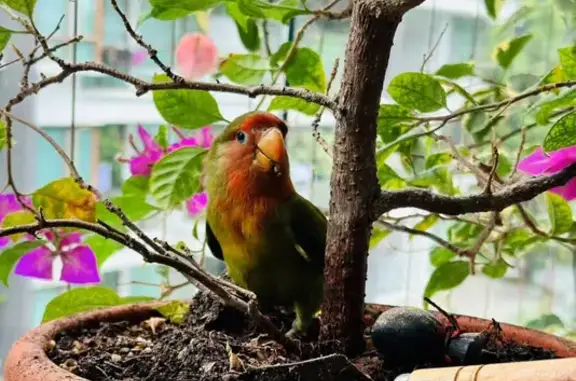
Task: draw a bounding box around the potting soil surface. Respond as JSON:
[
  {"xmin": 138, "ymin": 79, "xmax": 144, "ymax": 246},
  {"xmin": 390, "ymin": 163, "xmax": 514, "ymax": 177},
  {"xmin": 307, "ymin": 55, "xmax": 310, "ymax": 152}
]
[{"xmin": 47, "ymin": 290, "xmax": 559, "ymax": 381}]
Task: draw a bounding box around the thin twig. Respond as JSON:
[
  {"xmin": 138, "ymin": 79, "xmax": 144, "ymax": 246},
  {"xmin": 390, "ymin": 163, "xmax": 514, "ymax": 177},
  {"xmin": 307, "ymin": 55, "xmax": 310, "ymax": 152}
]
[{"xmin": 420, "ymin": 23, "xmax": 448, "ymax": 73}]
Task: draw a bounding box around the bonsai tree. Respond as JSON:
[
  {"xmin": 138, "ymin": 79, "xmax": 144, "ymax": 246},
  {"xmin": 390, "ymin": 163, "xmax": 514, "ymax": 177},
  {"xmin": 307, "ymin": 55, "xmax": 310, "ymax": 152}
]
[{"xmin": 0, "ymin": 0, "xmax": 575, "ymax": 373}]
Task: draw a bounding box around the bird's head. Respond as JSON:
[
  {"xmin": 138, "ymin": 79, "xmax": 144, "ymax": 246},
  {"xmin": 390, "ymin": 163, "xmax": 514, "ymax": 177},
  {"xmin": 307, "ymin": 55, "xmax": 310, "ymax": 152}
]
[{"xmin": 204, "ymin": 111, "xmax": 293, "ymax": 197}]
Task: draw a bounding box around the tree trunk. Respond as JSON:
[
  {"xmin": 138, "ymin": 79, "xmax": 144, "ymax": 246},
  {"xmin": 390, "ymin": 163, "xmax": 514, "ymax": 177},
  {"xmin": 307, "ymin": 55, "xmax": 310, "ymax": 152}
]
[{"xmin": 320, "ymin": 0, "xmax": 425, "ymax": 355}]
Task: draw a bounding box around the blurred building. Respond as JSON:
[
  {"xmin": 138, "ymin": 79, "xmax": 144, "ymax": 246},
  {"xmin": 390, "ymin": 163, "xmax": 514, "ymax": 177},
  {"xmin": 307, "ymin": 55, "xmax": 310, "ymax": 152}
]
[{"xmin": 2, "ymin": 0, "xmax": 574, "ymax": 371}]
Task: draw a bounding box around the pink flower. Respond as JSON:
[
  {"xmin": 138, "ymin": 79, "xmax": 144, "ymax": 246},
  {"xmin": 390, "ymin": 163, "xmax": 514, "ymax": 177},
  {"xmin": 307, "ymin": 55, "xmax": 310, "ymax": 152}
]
[
  {"xmin": 168, "ymin": 126, "xmax": 214, "ymax": 152},
  {"xmin": 518, "ymin": 146, "xmax": 576, "ymax": 200},
  {"xmin": 128, "ymin": 125, "xmax": 164, "ymax": 176},
  {"xmin": 14, "ymin": 231, "xmax": 100, "ymax": 284},
  {"xmin": 186, "ymin": 192, "xmax": 208, "ymax": 216},
  {"xmin": 175, "ymin": 33, "xmax": 218, "ymax": 79},
  {"xmin": 0, "ymin": 194, "xmax": 31, "ymax": 248},
  {"xmin": 131, "ymin": 49, "xmax": 147, "ymax": 66}
]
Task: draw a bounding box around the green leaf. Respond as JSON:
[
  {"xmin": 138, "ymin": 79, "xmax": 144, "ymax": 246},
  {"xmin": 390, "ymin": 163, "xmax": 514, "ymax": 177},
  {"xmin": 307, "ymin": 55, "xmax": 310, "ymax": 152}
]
[
  {"xmin": 225, "ymin": 3, "xmax": 261, "ymax": 52},
  {"xmin": 42, "ymin": 286, "xmax": 137, "ymax": 323},
  {"xmin": 493, "ymin": 34, "xmax": 533, "ymax": 70},
  {"xmin": 96, "ymin": 196, "xmax": 158, "ymax": 228},
  {"xmin": 149, "ymin": 147, "xmax": 206, "ymax": 209},
  {"xmin": 1, "ymin": 0, "xmax": 37, "ymax": 16},
  {"xmin": 32, "ymin": 177, "xmax": 97, "ymax": 222},
  {"xmin": 377, "ymin": 104, "xmax": 414, "ymax": 143},
  {"xmin": 542, "ymin": 111, "xmax": 576, "ymax": 152},
  {"xmin": 237, "ymin": 0, "xmax": 311, "ymax": 24},
  {"xmin": 154, "ymin": 125, "xmax": 169, "ymax": 151},
  {"xmin": 268, "ymin": 96, "xmax": 320, "ymax": 116},
  {"xmin": 154, "ymin": 300, "xmax": 190, "ymax": 324},
  {"xmin": 369, "ymin": 227, "xmax": 391, "ymax": 249},
  {"xmin": 220, "ymin": 54, "xmax": 269, "ymax": 85},
  {"xmin": 429, "ymin": 247, "xmax": 456, "ymax": 267},
  {"xmin": 424, "ymin": 261, "xmax": 469, "ymax": 302},
  {"xmin": 152, "ymin": 74, "xmax": 226, "ymax": 129},
  {"xmin": 388, "ymin": 72, "xmax": 447, "ymax": 113},
  {"xmin": 425, "ymin": 152, "xmax": 452, "ymax": 169},
  {"xmin": 484, "ymin": 0, "xmax": 504, "ymax": 19},
  {"xmin": 526, "ymin": 314, "xmax": 565, "ymax": 330},
  {"xmin": 546, "ymin": 192, "xmax": 573, "ymax": 235},
  {"xmin": 84, "ymin": 235, "xmax": 123, "ymax": 267},
  {"xmin": 534, "ymin": 89, "xmax": 576, "ymax": 125},
  {"xmin": 435, "ymin": 63, "xmax": 474, "ymax": 79},
  {"xmin": 377, "ymin": 162, "xmax": 406, "ymax": 189},
  {"xmin": 558, "ymin": 46, "xmax": 576, "ymax": 79},
  {"xmin": 539, "ymin": 66, "xmax": 567, "ymax": 92},
  {"xmin": 411, "ymin": 214, "xmax": 439, "ymax": 240},
  {"xmin": 439, "ymin": 79, "xmax": 477, "ymax": 105},
  {"xmin": 509, "ymin": 74, "xmax": 540, "ymax": 93},
  {"xmin": 0, "ymin": 241, "xmax": 45, "ymax": 286},
  {"xmin": 121, "ymin": 295, "xmax": 156, "ymax": 304},
  {"xmin": 1, "ymin": 210, "xmax": 35, "ymax": 241},
  {"xmin": 268, "ymin": 43, "xmax": 326, "ymax": 113},
  {"xmin": 121, "ymin": 176, "xmax": 149, "ymax": 197},
  {"xmin": 0, "ymin": 121, "xmax": 5, "ymax": 152},
  {"xmin": 482, "ymin": 259, "xmax": 508, "ymax": 278},
  {"xmin": 0, "ymin": 26, "xmax": 12, "ymax": 53},
  {"xmin": 144, "ymin": 0, "xmax": 220, "ymax": 21}
]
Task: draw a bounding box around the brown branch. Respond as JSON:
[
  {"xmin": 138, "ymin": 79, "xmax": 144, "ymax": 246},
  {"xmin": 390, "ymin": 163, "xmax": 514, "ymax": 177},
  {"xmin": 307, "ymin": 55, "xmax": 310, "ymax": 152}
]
[
  {"xmin": 374, "ymin": 163, "xmax": 576, "ymax": 217},
  {"xmin": 311, "ymin": 58, "xmax": 339, "ymax": 156},
  {"xmin": 416, "ymin": 81, "xmax": 576, "ymax": 124},
  {"xmin": 515, "ymin": 204, "xmax": 576, "ymax": 244},
  {"xmin": 376, "ymin": 219, "xmax": 465, "ymax": 255}
]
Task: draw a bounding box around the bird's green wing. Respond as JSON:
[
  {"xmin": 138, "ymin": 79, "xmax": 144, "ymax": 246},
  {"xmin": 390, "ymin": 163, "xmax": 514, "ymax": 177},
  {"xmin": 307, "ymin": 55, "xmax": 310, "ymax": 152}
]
[
  {"xmin": 287, "ymin": 194, "xmax": 327, "ymax": 269},
  {"xmin": 205, "ymin": 221, "xmax": 224, "ymax": 261}
]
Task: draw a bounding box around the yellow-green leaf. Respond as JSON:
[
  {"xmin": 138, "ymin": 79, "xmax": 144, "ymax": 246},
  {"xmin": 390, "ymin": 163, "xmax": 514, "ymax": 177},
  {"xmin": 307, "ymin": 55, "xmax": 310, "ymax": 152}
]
[
  {"xmin": 41, "ymin": 286, "xmax": 141, "ymax": 322},
  {"xmin": 482, "ymin": 259, "xmax": 508, "ymax": 279},
  {"xmin": 84, "ymin": 235, "xmax": 123, "ymax": 267},
  {"xmin": 0, "ymin": 240, "xmax": 45, "ymax": 286},
  {"xmin": 542, "ymin": 111, "xmax": 576, "ymax": 152},
  {"xmin": 1, "ymin": 0, "xmax": 37, "ymax": 16},
  {"xmin": 435, "ymin": 63, "xmax": 475, "ymax": 79},
  {"xmin": 410, "ymin": 214, "xmax": 439, "ymax": 240},
  {"xmin": 424, "ymin": 261, "xmax": 469, "ymax": 304},
  {"xmin": 32, "ymin": 177, "xmax": 97, "ymax": 222},
  {"xmin": 546, "ymin": 192, "xmax": 573, "ymax": 235},
  {"xmin": 388, "ymin": 72, "xmax": 447, "ymax": 113},
  {"xmin": 152, "ymin": 74, "xmax": 226, "ymax": 129},
  {"xmin": 0, "ymin": 26, "xmax": 12, "ymax": 53},
  {"xmin": 149, "ymin": 147, "xmax": 206, "ymax": 209},
  {"xmin": 154, "ymin": 300, "xmax": 190, "ymax": 324},
  {"xmin": 484, "ymin": 0, "xmax": 504, "ymax": 19},
  {"xmin": 0, "ymin": 121, "xmax": 6, "ymax": 152},
  {"xmin": 493, "ymin": 34, "xmax": 533, "ymax": 70},
  {"xmin": 1, "ymin": 210, "xmax": 35, "ymax": 241},
  {"xmin": 369, "ymin": 227, "xmax": 391, "ymax": 249},
  {"xmin": 429, "ymin": 247, "xmax": 455, "ymax": 267},
  {"xmin": 219, "ymin": 54, "xmax": 269, "ymax": 85},
  {"xmin": 268, "ymin": 96, "xmax": 320, "ymax": 116},
  {"xmin": 558, "ymin": 45, "xmax": 576, "ymax": 79}
]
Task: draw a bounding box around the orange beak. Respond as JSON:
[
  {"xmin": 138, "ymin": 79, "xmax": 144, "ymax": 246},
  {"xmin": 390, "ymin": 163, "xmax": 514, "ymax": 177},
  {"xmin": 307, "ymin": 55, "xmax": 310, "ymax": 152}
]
[{"xmin": 255, "ymin": 128, "xmax": 286, "ymax": 173}]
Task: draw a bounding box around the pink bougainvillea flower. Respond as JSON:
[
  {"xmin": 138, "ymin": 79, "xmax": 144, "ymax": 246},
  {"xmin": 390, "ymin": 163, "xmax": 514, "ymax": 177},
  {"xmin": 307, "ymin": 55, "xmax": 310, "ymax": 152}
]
[
  {"xmin": 518, "ymin": 145, "xmax": 576, "ymax": 200},
  {"xmin": 175, "ymin": 33, "xmax": 218, "ymax": 79},
  {"xmin": 186, "ymin": 192, "xmax": 208, "ymax": 216},
  {"xmin": 128, "ymin": 124, "xmax": 164, "ymax": 176},
  {"xmin": 0, "ymin": 194, "xmax": 31, "ymax": 248},
  {"xmin": 131, "ymin": 49, "xmax": 147, "ymax": 66},
  {"xmin": 14, "ymin": 231, "xmax": 100, "ymax": 284},
  {"xmin": 168, "ymin": 126, "xmax": 215, "ymax": 152}
]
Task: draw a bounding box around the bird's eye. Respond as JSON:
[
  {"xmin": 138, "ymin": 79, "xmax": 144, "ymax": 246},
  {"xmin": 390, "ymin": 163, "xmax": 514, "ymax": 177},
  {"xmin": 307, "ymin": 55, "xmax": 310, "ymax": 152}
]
[{"xmin": 236, "ymin": 131, "xmax": 247, "ymax": 144}]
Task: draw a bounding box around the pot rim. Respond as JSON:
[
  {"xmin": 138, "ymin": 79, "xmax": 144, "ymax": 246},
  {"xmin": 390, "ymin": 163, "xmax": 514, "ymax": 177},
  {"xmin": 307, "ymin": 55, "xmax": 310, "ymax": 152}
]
[{"xmin": 3, "ymin": 301, "xmax": 575, "ymax": 381}]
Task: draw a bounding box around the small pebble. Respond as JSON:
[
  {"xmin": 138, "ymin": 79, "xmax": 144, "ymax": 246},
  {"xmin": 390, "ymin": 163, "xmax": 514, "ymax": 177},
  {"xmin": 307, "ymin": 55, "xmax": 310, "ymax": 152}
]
[{"xmin": 111, "ymin": 353, "xmax": 122, "ymax": 362}]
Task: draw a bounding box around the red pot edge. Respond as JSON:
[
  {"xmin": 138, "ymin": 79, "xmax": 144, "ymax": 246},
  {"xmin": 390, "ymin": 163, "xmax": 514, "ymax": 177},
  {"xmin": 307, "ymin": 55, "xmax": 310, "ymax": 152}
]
[
  {"xmin": 4, "ymin": 301, "xmax": 576, "ymax": 381},
  {"xmin": 365, "ymin": 303, "xmax": 576, "ymax": 358}
]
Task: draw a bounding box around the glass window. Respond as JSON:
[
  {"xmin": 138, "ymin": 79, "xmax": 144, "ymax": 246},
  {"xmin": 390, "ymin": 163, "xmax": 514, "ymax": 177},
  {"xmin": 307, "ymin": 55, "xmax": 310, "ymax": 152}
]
[
  {"xmin": 35, "ymin": 127, "xmax": 66, "ymax": 189},
  {"xmin": 78, "ymin": 0, "xmax": 97, "ymax": 37},
  {"xmin": 34, "ymin": 0, "xmax": 68, "ymax": 37},
  {"xmin": 104, "ymin": 0, "xmax": 130, "ymax": 46}
]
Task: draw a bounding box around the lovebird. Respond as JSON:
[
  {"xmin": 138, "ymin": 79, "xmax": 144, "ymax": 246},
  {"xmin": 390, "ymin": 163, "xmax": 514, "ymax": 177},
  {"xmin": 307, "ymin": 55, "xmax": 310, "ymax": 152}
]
[{"xmin": 203, "ymin": 111, "xmax": 327, "ymax": 337}]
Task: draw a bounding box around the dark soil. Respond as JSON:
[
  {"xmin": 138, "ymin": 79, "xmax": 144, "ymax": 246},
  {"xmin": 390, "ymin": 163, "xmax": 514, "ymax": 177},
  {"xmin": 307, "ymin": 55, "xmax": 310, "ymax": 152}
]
[{"xmin": 47, "ymin": 290, "xmax": 559, "ymax": 381}]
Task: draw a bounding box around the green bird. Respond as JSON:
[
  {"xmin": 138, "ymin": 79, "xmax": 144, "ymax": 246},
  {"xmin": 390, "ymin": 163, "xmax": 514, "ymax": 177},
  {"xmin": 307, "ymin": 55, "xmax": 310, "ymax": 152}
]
[{"xmin": 203, "ymin": 111, "xmax": 327, "ymax": 337}]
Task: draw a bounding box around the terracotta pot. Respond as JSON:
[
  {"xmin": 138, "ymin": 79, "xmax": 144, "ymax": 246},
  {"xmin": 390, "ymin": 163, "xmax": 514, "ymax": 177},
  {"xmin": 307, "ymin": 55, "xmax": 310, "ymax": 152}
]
[
  {"xmin": 366, "ymin": 304, "xmax": 576, "ymax": 381},
  {"xmin": 3, "ymin": 302, "xmax": 576, "ymax": 381}
]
